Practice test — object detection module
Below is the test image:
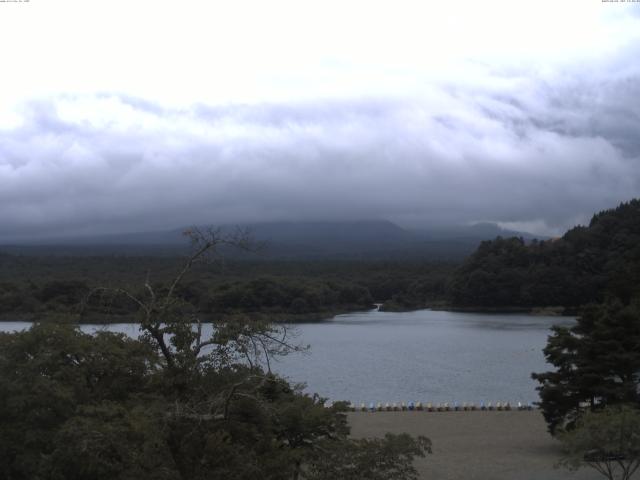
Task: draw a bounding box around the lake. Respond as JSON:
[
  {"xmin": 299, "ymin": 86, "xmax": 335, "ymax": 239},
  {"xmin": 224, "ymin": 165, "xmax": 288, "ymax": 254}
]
[{"xmin": 0, "ymin": 309, "xmax": 572, "ymax": 405}]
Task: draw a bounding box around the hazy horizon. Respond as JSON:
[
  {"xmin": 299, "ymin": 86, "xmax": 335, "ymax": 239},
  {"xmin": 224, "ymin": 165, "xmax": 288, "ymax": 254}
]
[{"xmin": 0, "ymin": 217, "xmax": 553, "ymax": 246}]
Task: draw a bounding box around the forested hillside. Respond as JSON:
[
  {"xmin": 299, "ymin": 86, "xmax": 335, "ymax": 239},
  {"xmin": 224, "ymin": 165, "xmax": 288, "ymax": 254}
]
[
  {"xmin": 449, "ymin": 199, "xmax": 640, "ymax": 309},
  {"xmin": 2, "ymin": 200, "xmax": 638, "ymax": 319},
  {"xmin": 0, "ymin": 254, "xmax": 453, "ymax": 321}
]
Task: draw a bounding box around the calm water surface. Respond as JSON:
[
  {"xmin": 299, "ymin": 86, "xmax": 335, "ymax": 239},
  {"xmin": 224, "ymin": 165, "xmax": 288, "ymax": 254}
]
[{"xmin": 1, "ymin": 309, "xmax": 573, "ymax": 404}]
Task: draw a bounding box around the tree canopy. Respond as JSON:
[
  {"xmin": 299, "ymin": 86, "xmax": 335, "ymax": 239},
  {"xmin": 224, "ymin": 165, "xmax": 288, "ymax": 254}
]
[
  {"xmin": 532, "ymin": 300, "xmax": 640, "ymax": 434},
  {"xmin": 0, "ymin": 229, "xmax": 430, "ymax": 480},
  {"xmin": 558, "ymin": 405, "xmax": 640, "ymax": 480},
  {"xmin": 449, "ymin": 199, "xmax": 640, "ymax": 309}
]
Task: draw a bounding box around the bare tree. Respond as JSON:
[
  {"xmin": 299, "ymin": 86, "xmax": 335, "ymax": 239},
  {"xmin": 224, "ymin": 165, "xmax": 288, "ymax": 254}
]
[{"xmin": 84, "ymin": 226, "xmax": 304, "ymax": 419}]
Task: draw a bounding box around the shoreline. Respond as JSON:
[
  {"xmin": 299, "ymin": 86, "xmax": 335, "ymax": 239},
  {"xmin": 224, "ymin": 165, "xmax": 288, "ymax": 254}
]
[
  {"xmin": 0, "ymin": 304, "xmax": 576, "ymax": 324},
  {"xmin": 0, "ymin": 307, "xmax": 367, "ymax": 324},
  {"xmin": 380, "ymin": 304, "xmax": 577, "ymax": 316}
]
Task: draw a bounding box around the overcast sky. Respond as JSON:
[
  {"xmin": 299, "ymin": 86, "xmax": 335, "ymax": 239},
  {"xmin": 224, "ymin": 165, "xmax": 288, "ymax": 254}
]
[{"xmin": 1, "ymin": 0, "xmax": 639, "ymax": 240}]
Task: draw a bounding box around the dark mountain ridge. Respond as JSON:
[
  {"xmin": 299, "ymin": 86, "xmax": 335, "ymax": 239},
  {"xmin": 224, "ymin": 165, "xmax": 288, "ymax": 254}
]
[{"xmin": 0, "ymin": 220, "xmax": 544, "ymax": 260}]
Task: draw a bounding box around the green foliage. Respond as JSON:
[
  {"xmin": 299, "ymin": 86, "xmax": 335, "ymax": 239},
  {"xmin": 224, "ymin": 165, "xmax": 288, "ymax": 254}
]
[
  {"xmin": 558, "ymin": 405, "xmax": 640, "ymax": 480},
  {"xmin": 0, "ymin": 231, "xmax": 431, "ymax": 479},
  {"xmin": 532, "ymin": 300, "xmax": 640, "ymax": 434},
  {"xmin": 49, "ymin": 402, "xmax": 175, "ymax": 480},
  {"xmin": 0, "ymin": 321, "xmax": 430, "ymax": 479},
  {"xmin": 305, "ymin": 433, "xmax": 432, "ymax": 480},
  {"xmin": 206, "ymin": 276, "xmax": 373, "ymax": 315},
  {"xmin": 0, "ymin": 255, "xmax": 455, "ymax": 320},
  {"xmin": 0, "ymin": 323, "xmax": 160, "ymax": 480},
  {"xmin": 449, "ymin": 199, "xmax": 640, "ymax": 308},
  {"xmin": 37, "ymin": 280, "xmax": 90, "ymax": 306}
]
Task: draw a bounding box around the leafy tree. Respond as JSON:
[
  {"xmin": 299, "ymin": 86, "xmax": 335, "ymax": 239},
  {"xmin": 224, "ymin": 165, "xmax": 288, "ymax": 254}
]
[
  {"xmin": 558, "ymin": 405, "xmax": 640, "ymax": 480},
  {"xmin": 532, "ymin": 300, "xmax": 640, "ymax": 434},
  {"xmin": 0, "ymin": 323, "xmax": 160, "ymax": 480},
  {"xmin": 304, "ymin": 433, "xmax": 432, "ymax": 480},
  {"xmin": 0, "ymin": 227, "xmax": 431, "ymax": 479}
]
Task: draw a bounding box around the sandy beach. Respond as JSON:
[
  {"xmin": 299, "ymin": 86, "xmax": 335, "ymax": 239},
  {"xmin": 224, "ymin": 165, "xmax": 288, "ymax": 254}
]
[{"xmin": 348, "ymin": 411, "xmax": 601, "ymax": 480}]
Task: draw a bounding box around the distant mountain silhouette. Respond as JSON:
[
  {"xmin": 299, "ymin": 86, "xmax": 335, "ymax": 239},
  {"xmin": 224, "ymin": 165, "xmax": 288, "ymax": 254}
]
[
  {"xmin": 413, "ymin": 222, "xmax": 542, "ymax": 241},
  {"xmin": 0, "ymin": 220, "xmax": 546, "ymax": 259}
]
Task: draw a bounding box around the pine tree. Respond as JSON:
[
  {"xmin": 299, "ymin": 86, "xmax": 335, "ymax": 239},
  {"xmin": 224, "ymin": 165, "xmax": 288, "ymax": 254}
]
[{"xmin": 532, "ymin": 300, "xmax": 640, "ymax": 434}]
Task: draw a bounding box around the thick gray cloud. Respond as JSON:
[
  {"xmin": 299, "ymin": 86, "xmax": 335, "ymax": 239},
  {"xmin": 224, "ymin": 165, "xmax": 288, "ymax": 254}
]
[{"xmin": 1, "ymin": 55, "xmax": 639, "ymax": 241}]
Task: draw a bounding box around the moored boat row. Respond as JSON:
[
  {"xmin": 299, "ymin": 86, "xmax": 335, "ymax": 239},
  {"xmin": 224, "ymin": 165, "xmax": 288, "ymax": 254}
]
[{"xmin": 342, "ymin": 401, "xmax": 535, "ymax": 412}]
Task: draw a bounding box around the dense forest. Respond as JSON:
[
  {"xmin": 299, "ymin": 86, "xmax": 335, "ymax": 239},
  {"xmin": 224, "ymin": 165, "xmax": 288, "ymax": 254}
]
[
  {"xmin": 1, "ymin": 199, "xmax": 639, "ymax": 321},
  {"xmin": 448, "ymin": 199, "xmax": 640, "ymax": 310},
  {"xmin": 0, "ymin": 254, "xmax": 453, "ymax": 321}
]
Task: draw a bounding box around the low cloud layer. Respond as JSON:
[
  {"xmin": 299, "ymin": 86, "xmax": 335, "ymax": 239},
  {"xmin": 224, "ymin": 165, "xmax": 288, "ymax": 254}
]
[{"xmin": 1, "ymin": 17, "xmax": 640, "ymax": 241}]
